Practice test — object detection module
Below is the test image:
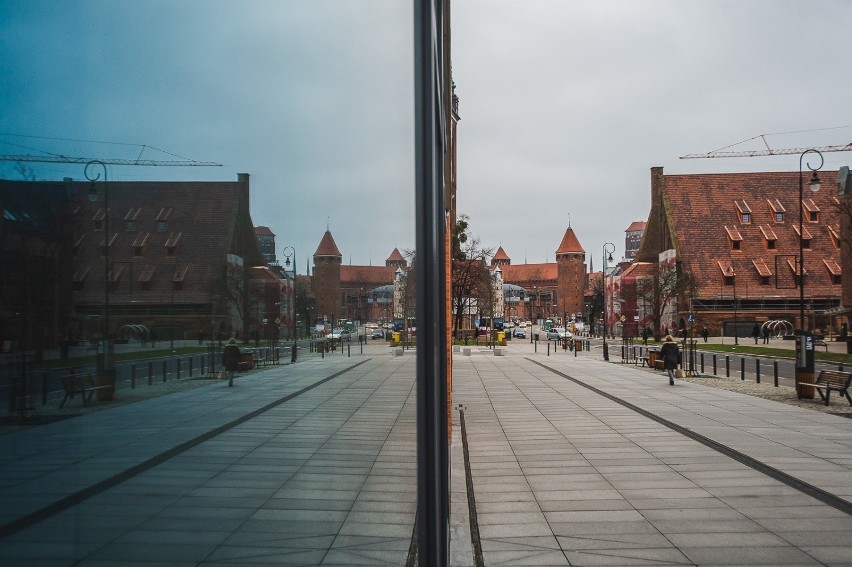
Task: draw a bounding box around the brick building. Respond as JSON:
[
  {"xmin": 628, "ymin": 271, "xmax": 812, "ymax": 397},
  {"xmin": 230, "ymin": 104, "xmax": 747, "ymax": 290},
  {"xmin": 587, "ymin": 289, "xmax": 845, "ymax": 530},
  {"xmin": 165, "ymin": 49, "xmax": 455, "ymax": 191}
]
[{"xmin": 621, "ymin": 166, "xmax": 846, "ymax": 338}]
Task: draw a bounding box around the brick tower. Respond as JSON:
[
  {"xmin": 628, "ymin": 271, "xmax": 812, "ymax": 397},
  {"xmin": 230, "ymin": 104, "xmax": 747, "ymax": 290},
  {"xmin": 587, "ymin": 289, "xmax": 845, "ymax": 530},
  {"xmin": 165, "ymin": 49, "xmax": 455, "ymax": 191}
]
[
  {"xmin": 312, "ymin": 229, "xmax": 342, "ymax": 324},
  {"xmin": 556, "ymin": 227, "xmax": 586, "ymax": 323}
]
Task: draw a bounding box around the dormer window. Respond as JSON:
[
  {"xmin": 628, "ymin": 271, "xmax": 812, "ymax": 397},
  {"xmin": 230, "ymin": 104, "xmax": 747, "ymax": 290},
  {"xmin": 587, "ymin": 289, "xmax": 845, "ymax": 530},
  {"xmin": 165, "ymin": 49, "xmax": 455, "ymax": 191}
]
[
  {"xmin": 173, "ymin": 266, "xmax": 188, "ymax": 290},
  {"xmin": 719, "ymin": 261, "xmax": 735, "ymax": 286},
  {"xmin": 92, "ymin": 208, "xmax": 106, "ymax": 231},
  {"xmin": 735, "ymin": 200, "xmax": 752, "ymax": 224},
  {"xmin": 768, "ymin": 199, "xmax": 785, "ymax": 223},
  {"xmin": 787, "ymin": 258, "xmax": 805, "ymax": 285},
  {"xmin": 164, "ymin": 232, "xmax": 182, "ymax": 256},
  {"xmin": 156, "ymin": 208, "xmax": 172, "ymax": 232},
  {"xmin": 725, "ymin": 226, "xmax": 743, "ymax": 251},
  {"xmin": 99, "ymin": 233, "xmax": 118, "ymax": 257},
  {"xmin": 760, "ymin": 225, "xmax": 777, "ymax": 250},
  {"xmin": 753, "ymin": 259, "xmax": 773, "ymax": 286},
  {"xmin": 803, "ymin": 199, "xmax": 820, "ymax": 223},
  {"xmin": 138, "ymin": 265, "xmax": 156, "ymax": 290},
  {"xmin": 132, "ymin": 232, "xmax": 150, "ymax": 257},
  {"xmin": 793, "ymin": 224, "xmax": 812, "ymax": 249},
  {"xmin": 829, "ymin": 225, "xmax": 840, "ymax": 249},
  {"xmin": 73, "ymin": 234, "xmax": 84, "ymax": 256},
  {"xmin": 824, "ymin": 259, "xmax": 841, "ymax": 285}
]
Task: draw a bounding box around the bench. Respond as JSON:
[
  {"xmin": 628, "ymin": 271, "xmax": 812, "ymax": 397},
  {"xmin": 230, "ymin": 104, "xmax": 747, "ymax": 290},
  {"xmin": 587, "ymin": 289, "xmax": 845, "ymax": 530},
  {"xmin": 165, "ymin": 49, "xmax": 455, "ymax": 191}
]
[
  {"xmin": 813, "ymin": 340, "xmax": 829, "ymax": 352},
  {"xmin": 60, "ymin": 374, "xmax": 111, "ymax": 408},
  {"xmin": 810, "ymin": 370, "xmax": 852, "ymax": 406}
]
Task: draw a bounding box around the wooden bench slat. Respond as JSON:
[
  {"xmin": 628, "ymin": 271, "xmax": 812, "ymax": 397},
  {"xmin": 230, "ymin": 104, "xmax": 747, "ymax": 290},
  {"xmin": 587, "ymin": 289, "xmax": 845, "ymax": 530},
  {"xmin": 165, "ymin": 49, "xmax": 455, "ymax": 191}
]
[
  {"xmin": 801, "ymin": 370, "xmax": 852, "ymax": 406},
  {"xmin": 60, "ymin": 374, "xmax": 112, "ymax": 408}
]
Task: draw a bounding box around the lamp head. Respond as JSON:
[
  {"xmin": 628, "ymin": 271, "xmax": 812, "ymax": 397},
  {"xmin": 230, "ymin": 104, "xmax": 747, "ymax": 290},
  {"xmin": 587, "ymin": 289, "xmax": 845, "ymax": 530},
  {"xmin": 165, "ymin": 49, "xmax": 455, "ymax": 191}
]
[
  {"xmin": 607, "ymin": 253, "xmax": 614, "ymax": 263},
  {"xmin": 88, "ymin": 184, "xmax": 98, "ymax": 202},
  {"xmin": 809, "ymin": 171, "xmax": 821, "ymax": 193},
  {"xmin": 285, "ymin": 257, "xmax": 291, "ymax": 268}
]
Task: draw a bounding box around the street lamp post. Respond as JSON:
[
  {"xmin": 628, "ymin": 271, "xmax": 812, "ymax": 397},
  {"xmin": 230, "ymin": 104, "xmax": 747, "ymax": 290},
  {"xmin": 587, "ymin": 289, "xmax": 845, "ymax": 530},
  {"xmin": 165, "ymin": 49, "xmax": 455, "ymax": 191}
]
[
  {"xmin": 86, "ymin": 160, "xmax": 115, "ymax": 399},
  {"xmin": 283, "ymin": 246, "xmax": 297, "ymax": 363},
  {"xmin": 602, "ymin": 243, "xmax": 615, "ymax": 361},
  {"xmin": 796, "ymin": 149, "xmax": 823, "ymax": 398}
]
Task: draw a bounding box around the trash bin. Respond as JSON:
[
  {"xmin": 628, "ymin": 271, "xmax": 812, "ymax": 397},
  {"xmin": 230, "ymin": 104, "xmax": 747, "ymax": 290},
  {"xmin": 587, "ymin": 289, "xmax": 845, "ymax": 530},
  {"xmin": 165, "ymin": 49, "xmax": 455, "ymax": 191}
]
[
  {"xmin": 496, "ymin": 331, "xmax": 505, "ymax": 345},
  {"xmin": 392, "ymin": 332, "xmax": 401, "ymax": 345},
  {"xmin": 575, "ymin": 339, "xmax": 582, "ymax": 352}
]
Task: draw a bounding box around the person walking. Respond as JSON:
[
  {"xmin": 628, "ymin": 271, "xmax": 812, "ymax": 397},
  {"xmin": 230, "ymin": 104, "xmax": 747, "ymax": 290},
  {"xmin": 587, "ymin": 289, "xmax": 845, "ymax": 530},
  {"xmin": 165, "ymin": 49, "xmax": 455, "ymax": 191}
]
[
  {"xmin": 660, "ymin": 334, "xmax": 679, "ymax": 385},
  {"xmin": 223, "ymin": 338, "xmax": 241, "ymax": 387},
  {"xmin": 701, "ymin": 326, "xmax": 709, "ymax": 343},
  {"xmin": 762, "ymin": 325, "xmax": 770, "ymax": 344},
  {"xmin": 752, "ymin": 323, "xmax": 761, "ymax": 344}
]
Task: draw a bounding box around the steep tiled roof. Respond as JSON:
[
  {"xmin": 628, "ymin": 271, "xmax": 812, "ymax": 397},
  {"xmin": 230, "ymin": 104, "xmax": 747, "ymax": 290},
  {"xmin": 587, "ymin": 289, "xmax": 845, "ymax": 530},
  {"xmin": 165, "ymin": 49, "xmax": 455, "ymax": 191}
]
[
  {"xmin": 341, "ymin": 265, "xmax": 397, "ymax": 288},
  {"xmin": 314, "ymin": 230, "xmax": 342, "ymax": 257},
  {"xmin": 255, "ymin": 225, "xmax": 275, "ymax": 236},
  {"xmin": 386, "ymin": 247, "xmax": 405, "ymax": 263},
  {"xmin": 499, "ymin": 263, "xmax": 558, "ymax": 285},
  {"xmin": 656, "ymin": 170, "xmax": 841, "ymax": 300},
  {"xmin": 69, "ymin": 175, "xmax": 263, "ymax": 306},
  {"xmin": 625, "ymin": 221, "xmax": 646, "ymax": 233},
  {"xmin": 493, "ymin": 246, "xmax": 510, "ymax": 261},
  {"xmin": 555, "ymin": 228, "xmax": 585, "ymax": 255}
]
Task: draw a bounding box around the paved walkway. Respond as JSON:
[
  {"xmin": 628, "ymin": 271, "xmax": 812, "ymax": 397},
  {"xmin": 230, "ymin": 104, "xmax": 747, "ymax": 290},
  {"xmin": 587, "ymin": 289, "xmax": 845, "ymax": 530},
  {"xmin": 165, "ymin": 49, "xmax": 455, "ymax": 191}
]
[{"xmin": 0, "ymin": 341, "xmax": 850, "ymax": 565}]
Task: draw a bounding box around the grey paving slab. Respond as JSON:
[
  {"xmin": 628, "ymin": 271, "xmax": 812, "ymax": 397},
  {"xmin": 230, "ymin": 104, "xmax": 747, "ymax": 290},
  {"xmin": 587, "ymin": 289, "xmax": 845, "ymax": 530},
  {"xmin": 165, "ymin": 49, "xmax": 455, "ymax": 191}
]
[{"xmin": 452, "ymin": 345, "xmax": 852, "ymax": 566}]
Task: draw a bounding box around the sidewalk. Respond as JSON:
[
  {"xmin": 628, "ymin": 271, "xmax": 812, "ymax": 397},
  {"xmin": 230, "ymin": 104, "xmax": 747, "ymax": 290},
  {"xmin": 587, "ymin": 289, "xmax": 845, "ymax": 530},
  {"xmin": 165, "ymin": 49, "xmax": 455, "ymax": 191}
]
[
  {"xmin": 452, "ymin": 341, "xmax": 852, "ymax": 566},
  {"xmin": 0, "ymin": 341, "xmax": 850, "ymax": 565}
]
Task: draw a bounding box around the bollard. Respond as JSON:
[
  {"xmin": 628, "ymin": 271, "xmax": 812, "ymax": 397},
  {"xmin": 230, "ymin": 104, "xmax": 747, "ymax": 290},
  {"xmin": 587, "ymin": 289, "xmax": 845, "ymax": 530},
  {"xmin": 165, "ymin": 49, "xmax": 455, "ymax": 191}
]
[
  {"xmin": 756, "ymin": 359, "xmax": 761, "ymax": 384},
  {"xmin": 700, "ymin": 353, "xmax": 705, "ymax": 373},
  {"xmin": 162, "ymin": 360, "xmax": 167, "ymax": 382},
  {"xmin": 189, "ymin": 357, "xmax": 193, "ymax": 377},
  {"xmin": 321, "ymin": 343, "xmax": 325, "ymax": 359},
  {"xmin": 713, "ymin": 354, "xmax": 717, "ymax": 375},
  {"xmin": 176, "ymin": 358, "xmax": 181, "ymax": 380},
  {"xmin": 740, "ymin": 357, "xmax": 745, "ymax": 381},
  {"xmin": 348, "ymin": 342, "xmax": 351, "ymax": 357},
  {"xmin": 42, "ymin": 373, "xmax": 48, "ymax": 406},
  {"xmin": 774, "ymin": 361, "xmax": 779, "ymax": 387},
  {"xmin": 131, "ymin": 364, "xmax": 136, "ymax": 389},
  {"xmin": 574, "ymin": 341, "xmax": 578, "ymax": 357},
  {"xmin": 725, "ymin": 356, "xmax": 730, "ymax": 378},
  {"xmin": 149, "ymin": 361, "xmax": 153, "ymax": 386},
  {"xmin": 547, "ymin": 342, "xmax": 550, "ymax": 356},
  {"xmin": 535, "ymin": 338, "xmax": 537, "ymax": 353},
  {"xmin": 201, "ymin": 355, "xmax": 205, "ymax": 375}
]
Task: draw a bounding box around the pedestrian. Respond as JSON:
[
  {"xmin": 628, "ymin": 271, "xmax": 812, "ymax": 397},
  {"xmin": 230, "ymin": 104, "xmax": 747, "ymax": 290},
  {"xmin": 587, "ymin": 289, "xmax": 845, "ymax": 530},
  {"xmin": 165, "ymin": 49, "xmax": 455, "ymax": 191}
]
[
  {"xmin": 659, "ymin": 334, "xmax": 679, "ymax": 386},
  {"xmin": 641, "ymin": 327, "xmax": 649, "ymax": 345},
  {"xmin": 752, "ymin": 323, "xmax": 760, "ymax": 344},
  {"xmin": 762, "ymin": 325, "xmax": 770, "ymax": 344},
  {"xmin": 701, "ymin": 326, "xmax": 709, "ymax": 343},
  {"xmin": 223, "ymin": 338, "xmax": 241, "ymax": 387}
]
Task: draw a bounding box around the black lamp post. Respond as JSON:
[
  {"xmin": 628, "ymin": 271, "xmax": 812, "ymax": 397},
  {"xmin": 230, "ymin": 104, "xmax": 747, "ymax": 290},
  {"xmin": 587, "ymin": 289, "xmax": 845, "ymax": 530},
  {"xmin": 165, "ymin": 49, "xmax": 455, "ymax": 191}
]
[
  {"xmin": 602, "ymin": 242, "xmax": 615, "ymax": 359},
  {"xmin": 796, "ymin": 149, "xmax": 823, "ymax": 396},
  {"xmin": 86, "ymin": 160, "xmax": 115, "ymax": 399},
  {"xmin": 283, "ymin": 246, "xmax": 297, "ymax": 363}
]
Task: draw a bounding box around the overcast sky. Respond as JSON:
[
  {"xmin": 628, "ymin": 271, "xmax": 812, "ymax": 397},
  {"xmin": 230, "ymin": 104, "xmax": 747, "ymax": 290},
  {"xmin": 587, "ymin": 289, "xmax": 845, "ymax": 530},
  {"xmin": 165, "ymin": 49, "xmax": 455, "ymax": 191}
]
[{"xmin": 2, "ymin": 0, "xmax": 851, "ymax": 271}]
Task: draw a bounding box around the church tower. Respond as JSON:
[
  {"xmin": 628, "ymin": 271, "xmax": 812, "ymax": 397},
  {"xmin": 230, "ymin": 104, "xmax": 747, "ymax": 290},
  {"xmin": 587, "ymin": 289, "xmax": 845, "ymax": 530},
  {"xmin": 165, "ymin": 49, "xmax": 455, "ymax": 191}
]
[
  {"xmin": 556, "ymin": 227, "xmax": 586, "ymax": 323},
  {"xmin": 312, "ymin": 230, "xmax": 342, "ymax": 323}
]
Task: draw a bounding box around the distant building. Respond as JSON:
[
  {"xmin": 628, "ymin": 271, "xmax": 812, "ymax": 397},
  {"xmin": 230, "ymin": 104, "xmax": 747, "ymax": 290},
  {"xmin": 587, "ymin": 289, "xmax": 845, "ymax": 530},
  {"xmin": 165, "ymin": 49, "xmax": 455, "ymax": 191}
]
[
  {"xmin": 624, "ymin": 220, "xmax": 646, "ymax": 262},
  {"xmin": 255, "ymin": 226, "xmax": 277, "ymax": 267}
]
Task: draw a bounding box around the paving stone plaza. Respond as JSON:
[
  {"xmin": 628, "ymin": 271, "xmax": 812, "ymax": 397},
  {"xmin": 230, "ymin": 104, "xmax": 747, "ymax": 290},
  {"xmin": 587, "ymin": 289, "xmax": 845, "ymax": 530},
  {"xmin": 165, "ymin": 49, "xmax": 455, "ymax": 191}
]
[{"xmin": 1, "ymin": 341, "xmax": 851, "ymax": 565}]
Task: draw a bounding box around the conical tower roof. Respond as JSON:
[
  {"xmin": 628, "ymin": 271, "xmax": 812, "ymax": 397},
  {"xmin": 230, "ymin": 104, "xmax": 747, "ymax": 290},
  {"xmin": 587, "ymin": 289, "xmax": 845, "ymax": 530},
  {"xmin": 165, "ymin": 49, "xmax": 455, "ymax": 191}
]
[
  {"xmin": 493, "ymin": 246, "xmax": 510, "ymax": 261},
  {"xmin": 555, "ymin": 227, "xmax": 585, "ymax": 255},
  {"xmin": 314, "ymin": 229, "xmax": 342, "ymax": 257},
  {"xmin": 386, "ymin": 247, "xmax": 405, "ymax": 263}
]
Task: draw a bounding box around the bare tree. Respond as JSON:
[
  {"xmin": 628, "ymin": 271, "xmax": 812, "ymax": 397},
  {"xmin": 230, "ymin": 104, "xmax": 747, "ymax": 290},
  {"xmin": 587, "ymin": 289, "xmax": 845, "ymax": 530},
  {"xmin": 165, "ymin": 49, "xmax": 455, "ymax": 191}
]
[
  {"xmin": 450, "ymin": 219, "xmax": 493, "ymax": 337},
  {"xmin": 636, "ymin": 260, "xmax": 695, "ymax": 340}
]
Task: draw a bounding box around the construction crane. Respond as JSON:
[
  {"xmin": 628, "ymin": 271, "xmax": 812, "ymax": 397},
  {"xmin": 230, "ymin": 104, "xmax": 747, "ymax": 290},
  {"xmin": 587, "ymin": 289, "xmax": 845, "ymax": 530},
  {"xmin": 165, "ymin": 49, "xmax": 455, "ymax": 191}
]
[
  {"xmin": 680, "ymin": 133, "xmax": 852, "ymax": 159},
  {"xmin": 0, "ymin": 154, "xmax": 221, "ymax": 167}
]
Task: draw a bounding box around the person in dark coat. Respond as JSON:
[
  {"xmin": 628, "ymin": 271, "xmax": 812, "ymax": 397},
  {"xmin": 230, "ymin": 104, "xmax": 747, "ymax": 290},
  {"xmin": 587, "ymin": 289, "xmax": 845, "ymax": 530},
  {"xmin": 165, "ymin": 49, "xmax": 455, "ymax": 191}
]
[
  {"xmin": 752, "ymin": 323, "xmax": 761, "ymax": 344},
  {"xmin": 223, "ymin": 338, "xmax": 241, "ymax": 387},
  {"xmin": 701, "ymin": 326, "xmax": 709, "ymax": 343},
  {"xmin": 659, "ymin": 334, "xmax": 679, "ymax": 385}
]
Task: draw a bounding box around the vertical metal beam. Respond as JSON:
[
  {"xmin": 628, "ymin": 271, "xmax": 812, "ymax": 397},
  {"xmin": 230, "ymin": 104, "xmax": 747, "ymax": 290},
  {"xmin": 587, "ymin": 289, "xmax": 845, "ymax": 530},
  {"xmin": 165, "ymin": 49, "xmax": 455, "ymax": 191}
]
[{"xmin": 414, "ymin": 0, "xmax": 449, "ymax": 564}]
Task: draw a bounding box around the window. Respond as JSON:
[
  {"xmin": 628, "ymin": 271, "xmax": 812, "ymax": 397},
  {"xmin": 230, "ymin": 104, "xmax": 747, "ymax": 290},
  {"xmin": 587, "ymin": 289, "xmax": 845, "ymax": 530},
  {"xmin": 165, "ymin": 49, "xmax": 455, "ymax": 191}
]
[
  {"xmin": 126, "ymin": 220, "xmax": 135, "ymax": 231},
  {"xmin": 834, "ymin": 275, "xmax": 842, "ymax": 285},
  {"xmin": 809, "ymin": 211, "xmax": 819, "ymax": 222},
  {"xmin": 157, "ymin": 220, "xmax": 167, "ymax": 231},
  {"xmin": 760, "ymin": 276, "xmax": 770, "ymax": 286},
  {"xmin": 164, "ymin": 232, "xmax": 181, "ymax": 256},
  {"xmin": 156, "ymin": 207, "xmax": 172, "ymax": 231},
  {"xmin": 724, "ymin": 276, "xmax": 734, "ymax": 286},
  {"xmin": 133, "ymin": 246, "xmax": 143, "ymax": 257},
  {"xmin": 802, "ymin": 238, "xmax": 811, "ymax": 249},
  {"xmin": 92, "ymin": 208, "xmax": 106, "ymax": 231},
  {"xmin": 775, "ymin": 212, "xmax": 783, "ymax": 223},
  {"xmin": 732, "ymin": 240, "xmax": 741, "ymax": 250},
  {"xmin": 741, "ymin": 213, "xmax": 750, "ymax": 223},
  {"xmin": 768, "ymin": 198, "xmax": 785, "ymax": 223},
  {"xmin": 767, "ymin": 240, "xmax": 776, "ymax": 250}
]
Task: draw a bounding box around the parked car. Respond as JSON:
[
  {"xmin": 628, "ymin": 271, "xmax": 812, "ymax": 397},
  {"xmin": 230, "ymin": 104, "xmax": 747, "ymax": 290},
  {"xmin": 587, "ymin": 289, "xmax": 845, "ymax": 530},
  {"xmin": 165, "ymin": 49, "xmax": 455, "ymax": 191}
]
[
  {"xmin": 329, "ymin": 329, "xmax": 351, "ymax": 341},
  {"xmin": 513, "ymin": 327, "xmax": 526, "ymax": 338},
  {"xmin": 371, "ymin": 328, "xmax": 384, "ymax": 340},
  {"xmin": 546, "ymin": 327, "xmax": 571, "ymax": 340}
]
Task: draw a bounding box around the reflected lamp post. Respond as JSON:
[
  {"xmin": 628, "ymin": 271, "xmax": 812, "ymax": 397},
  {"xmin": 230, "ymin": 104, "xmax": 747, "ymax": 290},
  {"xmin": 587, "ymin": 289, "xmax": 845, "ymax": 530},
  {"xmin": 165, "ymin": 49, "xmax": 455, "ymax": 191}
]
[
  {"xmin": 86, "ymin": 160, "xmax": 115, "ymax": 398},
  {"xmin": 602, "ymin": 242, "xmax": 615, "ymax": 360},
  {"xmin": 283, "ymin": 246, "xmax": 297, "ymax": 363},
  {"xmin": 796, "ymin": 149, "xmax": 822, "ymax": 395}
]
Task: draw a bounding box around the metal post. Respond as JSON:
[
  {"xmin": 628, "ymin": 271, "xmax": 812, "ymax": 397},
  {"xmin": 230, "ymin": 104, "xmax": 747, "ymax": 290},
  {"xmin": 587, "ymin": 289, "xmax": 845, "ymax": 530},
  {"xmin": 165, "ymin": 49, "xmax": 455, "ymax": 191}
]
[
  {"xmin": 713, "ymin": 354, "xmax": 717, "ymax": 375},
  {"xmin": 774, "ymin": 361, "xmax": 779, "ymax": 387},
  {"xmin": 131, "ymin": 364, "xmax": 136, "ymax": 389},
  {"xmin": 414, "ymin": 0, "xmax": 450, "ymax": 561},
  {"xmin": 701, "ymin": 352, "xmax": 704, "ymax": 373},
  {"xmin": 148, "ymin": 361, "xmax": 153, "ymax": 386},
  {"xmin": 725, "ymin": 355, "xmax": 730, "ymax": 377},
  {"xmin": 176, "ymin": 358, "xmax": 181, "ymax": 380},
  {"xmin": 162, "ymin": 360, "xmax": 167, "ymax": 382},
  {"xmin": 756, "ymin": 359, "xmax": 761, "ymax": 384},
  {"xmin": 741, "ymin": 357, "xmax": 745, "ymax": 380}
]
